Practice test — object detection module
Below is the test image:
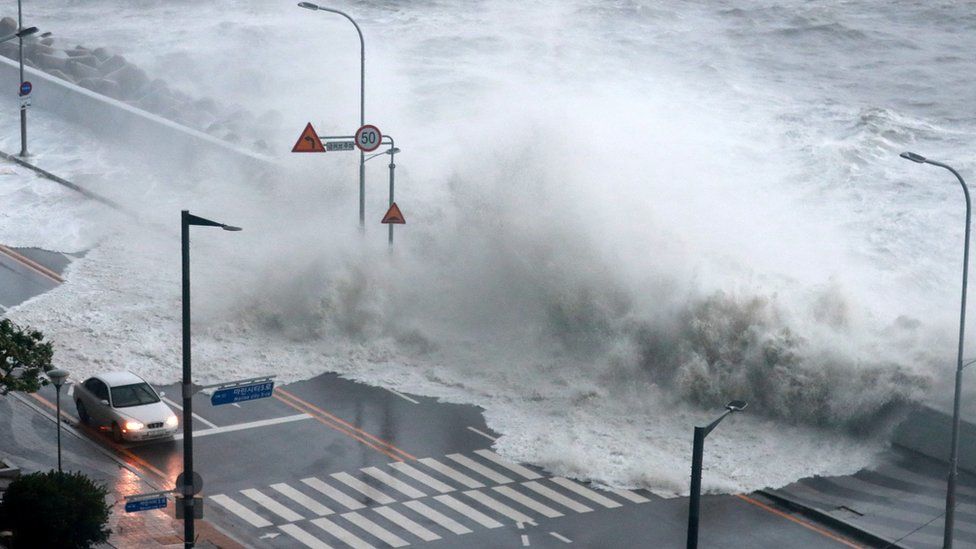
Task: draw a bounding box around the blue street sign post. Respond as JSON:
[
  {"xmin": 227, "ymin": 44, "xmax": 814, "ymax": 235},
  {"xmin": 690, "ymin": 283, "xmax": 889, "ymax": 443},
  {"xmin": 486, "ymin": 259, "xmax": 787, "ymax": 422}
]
[
  {"xmin": 125, "ymin": 495, "xmax": 167, "ymax": 513},
  {"xmin": 19, "ymin": 80, "xmax": 30, "ymax": 96},
  {"xmin": 210, "ymin": 380, "xmax": 275, "ymax": 406}
]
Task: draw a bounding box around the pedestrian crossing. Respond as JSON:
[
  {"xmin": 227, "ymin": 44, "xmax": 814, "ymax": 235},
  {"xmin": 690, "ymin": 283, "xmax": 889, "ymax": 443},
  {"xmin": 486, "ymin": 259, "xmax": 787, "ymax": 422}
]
[{"xmin": 210, "ymin": 450, "xmax": 651, "ymax": 548}]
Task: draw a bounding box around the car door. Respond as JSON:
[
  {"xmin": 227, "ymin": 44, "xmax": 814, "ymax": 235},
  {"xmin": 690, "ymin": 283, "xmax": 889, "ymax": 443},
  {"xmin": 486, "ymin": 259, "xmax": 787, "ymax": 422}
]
[{"xmin": 86, "ymin": 378, "xmax": 111, "ymax": 425}]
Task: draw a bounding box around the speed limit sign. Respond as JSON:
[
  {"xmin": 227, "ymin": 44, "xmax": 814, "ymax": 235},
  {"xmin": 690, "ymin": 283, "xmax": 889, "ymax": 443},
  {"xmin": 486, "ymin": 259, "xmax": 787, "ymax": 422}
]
[{"xmin": 355, "ymin": 124, "xmax": 382, "ymax": 152}]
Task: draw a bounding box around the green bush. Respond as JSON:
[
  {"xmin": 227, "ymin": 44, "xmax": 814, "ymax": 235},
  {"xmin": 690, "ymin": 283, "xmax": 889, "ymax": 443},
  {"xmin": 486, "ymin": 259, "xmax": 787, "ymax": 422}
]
[{"xmin": 0, "ymin": 470, "xmax": 111, "ymax": 548}]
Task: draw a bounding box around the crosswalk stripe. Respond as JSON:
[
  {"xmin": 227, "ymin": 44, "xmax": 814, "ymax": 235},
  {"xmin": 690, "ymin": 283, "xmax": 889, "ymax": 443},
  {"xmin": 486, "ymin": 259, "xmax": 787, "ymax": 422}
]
[
  {"xmin": 280, "ymin": 523, "xmax": 335, "ymax": 549},
  {"xmin": 302, "ymin": 477, "xmax": 367, "ymax": 510},
  {"xmin": 241, "ymin": 488, "xmax": 304, "ymax": 522},
  {"xmin": 446, "ymin": 453, "xmax": 514, "ymax": 484},
  {"xmin": 433, "ymin": 494, "xmax": 504, "ymax": 529},
  {"xmin": 389, "ymin": 462, "xmax": 455, "ymax": 494},
  {"xmin": 374, "ymin": 506, "xmax": 441, "ymax": 542},
  {"xmin": 493, "ymin": 485, "xmax": 563, "ymax": 518},
  {"xmin": 272, "ymin": 483, "xmax": 334, "ymax": 516},
  {"xmin": 402, "ymin": 500, "xmax": 473, "ymax": 535},
  {"xmin": 474, "ymin": 450, "xmax": 542, "ymax": 480},
  {"xmin": 342, "ymin": 511, "xmax": 409, "ymax": 547},
  {"xmin": 550, "ymin": 478, "xmax": 621, "ymax": 508},
  {"xmin": 419, "ymin": 457, "xmax": 485, "ymax": 489},
  {"xmin": 463, "ymin": 490, "xmax": 535, "ymax": 524},
  {"xmin": 362, "ymin": 467, "xmax": 426, "ymax": 499},
  {"xmin": 210, "ymin": 494, "xmax": 273, "ymax": 528},
  {"xmin": 611, "ymin": 488, "xmax": 650, "ymax": 504},
  {"xmin": 311, "ymin": 517, "xmax": 375, "ymax": 549},
  {"xmin": 331, "ymin": 472, "xmax": 396, "ymax": 505},
  {"xmin": 522, "ymin": 481, "xmax": 593, "ymax": 513}
]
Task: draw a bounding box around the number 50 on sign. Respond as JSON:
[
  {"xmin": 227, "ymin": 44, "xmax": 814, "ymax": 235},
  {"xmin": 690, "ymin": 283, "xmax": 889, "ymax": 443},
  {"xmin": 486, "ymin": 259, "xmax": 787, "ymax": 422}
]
[{"xmin": 355, "ymin": 124, "xmax": 382, "ymax": 152}]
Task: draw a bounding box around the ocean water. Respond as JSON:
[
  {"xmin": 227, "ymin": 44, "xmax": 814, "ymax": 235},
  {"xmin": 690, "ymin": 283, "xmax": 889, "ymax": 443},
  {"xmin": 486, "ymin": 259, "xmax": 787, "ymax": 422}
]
[{"xmin": 3, "ymin": 0, "xmax": 976, "ymax": 495}]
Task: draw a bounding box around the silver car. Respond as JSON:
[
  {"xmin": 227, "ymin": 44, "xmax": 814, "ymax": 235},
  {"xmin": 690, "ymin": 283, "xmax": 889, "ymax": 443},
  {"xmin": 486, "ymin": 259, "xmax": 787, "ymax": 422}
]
[{"xmin": 71, "ymin": 371, "xmax": 178, "ymax": 442}]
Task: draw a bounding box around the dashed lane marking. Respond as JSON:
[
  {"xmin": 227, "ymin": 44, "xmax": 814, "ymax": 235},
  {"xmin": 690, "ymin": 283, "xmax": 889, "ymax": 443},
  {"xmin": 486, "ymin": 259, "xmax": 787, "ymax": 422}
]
[
  {"xmin": 550, "ymin": 531, "xmax": 573, "ymax": 543},
  {"xmin": 466, "ymin": 426, "xmax": 497, "ymax": 441},
  {"xmin": 384, "ymin": 388, "xmax": 420, "ymax": 404}
]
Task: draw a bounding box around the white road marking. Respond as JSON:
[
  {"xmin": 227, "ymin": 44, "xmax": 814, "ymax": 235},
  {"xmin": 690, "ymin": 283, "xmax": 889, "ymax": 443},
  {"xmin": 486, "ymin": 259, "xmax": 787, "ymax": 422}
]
[
  {"xmin": 162, "ymin": 397, "xmax": 218, "ymax": 429},
  {"xmin": 279, "ymin": 523, "xmax": 334, "ymax": 549},
  {"xmin": 611, "ymin": 488, "xmax": 650, "ymax": 503},
  {"xmin": 384, "ymin": 387, "xmax": 420, "ymax": 404},
  {"xmin": 271, "ymin": 483, "xmax": 334, "ymax": 516},
  {"xmin": 522, "ymin": 534, "xmax": 530, "ymax": 546},
  {"xmin": 389, "ymin": 462, "xmax": 455, "ymax": 493},
  {"xmin": 549, "ymin": 478, "xmax": 621, "ymax": 508},
  {"xmin": 361, "ymin": 467, "xmax": 426, "ymax": 499},
  {"xmin": 466, "ymin": 426, "xmax": 497, "ymax": 440},
  {"xmin": 173, "ymin": 413, "xmax": 310, "ymax": 440},
  {"xmin": 210, "ymin": 494, "xmax": 272, "ymax": 528},
  {"xmin": 433, "ymin": 494, "xmax": 503, "ymax": 529},
  {"xmin": 516, "ymin": 522, "xmax": 525, "ymax": 530},
  {"xmin": 241, "ymin": 488, "xmax": 303, "ymax": 522},
  {"xmin": 374, "ymin": 506, "xmax": 441, "ymax": 542},
  {"xmin": 446, "ymin": 453, "xmax": 513, "ymax": 484},
  {"xmin": 419, "ymin": 457, "xmax": 484, "ymax": 488},
  {"xmin": 311, "ymin": 517, "xmax": 375, "ymax": 549},
  {"xmin": 474, "ymin": 450, "xmax": 542, "ymax": 480},
  {"xmin": 231, "ymin": 403, "xmax": 242, "ymax": 408},
  {"xmin": 331, "ymin": 472, "xmax": 396, "ymax": 505},
  {"xmin": 463, "ymin": 490, "xmax": 534, "ymax": 524},
  {"xmin": 342, "ymin": 512, "xmax": 409, "ymax": 547},
  {"xmin": 403, "ymin": 500, "xmax": 473, "ymax": 535},
  {"xmin": 493, "ymin": 486, "xmax": 563, "ymax": 518},
  {"xmin": 522, "ymin": 481, "xmax": 593, "ymax": 513},
  {"xmin": 302, "ymin": 477, "xmax": 366, "ymax": 510},
  {"xmin": 550, "ymin": 531, "xmax": 573, "ymax": 543},
  {"xmin": 259, "ymin": 532, "xmax": 281, "ymax": 540}
]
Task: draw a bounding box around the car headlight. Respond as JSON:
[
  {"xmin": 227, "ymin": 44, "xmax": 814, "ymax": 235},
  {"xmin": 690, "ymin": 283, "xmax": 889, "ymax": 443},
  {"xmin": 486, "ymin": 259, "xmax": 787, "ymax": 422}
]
[
  {"xmin": 165, "ymin": 415, "xmax": 178, "ymax": 428},
  {"xmin": 124, "ymin": 420, "xmax": 145, "ymax": 431}
]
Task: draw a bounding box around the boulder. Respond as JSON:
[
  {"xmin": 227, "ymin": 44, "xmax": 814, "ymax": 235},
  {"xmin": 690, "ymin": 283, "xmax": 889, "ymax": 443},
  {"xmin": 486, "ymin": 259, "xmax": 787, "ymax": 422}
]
[
  {"xmin": 97, "ymin": 54, "xmax": 127, "ymax": 75},
  {"xmin": 0, "ymin": 17, "xmax": 16, "ymax": 37},
  {"xmin": 91, "ymin": 47, "xmax": 111, "ymax": 62},
  {"xmin": 66, "ymin": 58, "xmax": 100, "ymax": 79},
  {"xmin": 39, "ymin": 36, "xmax": 54, "ymax": 46},
  {"xmin": 105, "ymin": 64, "xmax": 149, "ymax": 99},
  {"xmin": 65, "ymin": 46, "xmax": 90, "ymax": 57},
  {"xmin": 67, "ymin": 53, "xmax": 98, "ymax": 68},
  {"xmin": 76, "ymin": 77, "xmax": 121, "ymax": 98},
  {"xmin": 32, "ymin": 52, "xmax": 67, "ymax": 72},
  {"xmin": 45, "ymin": 68, "xmax": 73, "ymax": 83}
]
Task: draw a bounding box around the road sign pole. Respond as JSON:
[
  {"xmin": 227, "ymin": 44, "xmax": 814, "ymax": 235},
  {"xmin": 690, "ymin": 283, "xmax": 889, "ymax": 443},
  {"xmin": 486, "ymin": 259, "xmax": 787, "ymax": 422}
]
[
  {"xmin": 388, "ymin": 147, "xmax": 395, "ymax": 247},
  {"xmin": 180, "ymin": 211, "xmax": 195, "ymax": 549}
]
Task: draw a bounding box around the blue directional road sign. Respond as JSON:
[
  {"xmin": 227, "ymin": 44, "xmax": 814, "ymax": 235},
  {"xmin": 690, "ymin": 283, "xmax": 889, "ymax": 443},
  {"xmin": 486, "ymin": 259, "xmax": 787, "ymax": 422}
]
[
  {"xmin": 19, "ymin": 81, "xmax": 31, "ymax": 96},
  {"xmin": 125, "ymin": 496, "xmax": 167, "ymax": 513},
  {"xmin": 210, "ymin": 381, "xmax": 275, "ymax": 406}
]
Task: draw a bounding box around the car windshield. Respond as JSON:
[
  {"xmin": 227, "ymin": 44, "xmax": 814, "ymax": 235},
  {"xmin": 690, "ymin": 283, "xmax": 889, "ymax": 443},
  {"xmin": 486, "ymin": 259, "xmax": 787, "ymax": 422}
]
[{"xmin": 110, "ymin": 383, "xmax": 159, "ymax": 408}]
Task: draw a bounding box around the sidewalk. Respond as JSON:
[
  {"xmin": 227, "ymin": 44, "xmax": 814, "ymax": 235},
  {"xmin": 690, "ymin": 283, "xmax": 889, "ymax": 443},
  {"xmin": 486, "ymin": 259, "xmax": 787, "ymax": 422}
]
[
  {"xmin": 765, "ymin": 447, "xmax": 976, "ymax": 549},
  {"xmin": 0, "ymin": 392, "xmax": 242, "ymax": 548}
]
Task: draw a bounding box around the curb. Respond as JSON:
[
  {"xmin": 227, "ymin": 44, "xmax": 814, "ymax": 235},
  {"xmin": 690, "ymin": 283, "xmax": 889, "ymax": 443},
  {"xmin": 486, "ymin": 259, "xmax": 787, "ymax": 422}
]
[{"xmin": 757, "ymin": 489, "xmax": 906, "ymax": 549}]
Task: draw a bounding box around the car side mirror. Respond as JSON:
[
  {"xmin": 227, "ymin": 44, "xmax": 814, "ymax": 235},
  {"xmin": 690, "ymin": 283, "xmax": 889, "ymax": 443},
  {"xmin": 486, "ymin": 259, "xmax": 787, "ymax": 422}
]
[
  {"xmin": 100, "ymin": 399, "xmax": 109, "ymax": 406},
  {"xmin": 158, "ymin": 391, "xmax": 165, "ymax": 398}
]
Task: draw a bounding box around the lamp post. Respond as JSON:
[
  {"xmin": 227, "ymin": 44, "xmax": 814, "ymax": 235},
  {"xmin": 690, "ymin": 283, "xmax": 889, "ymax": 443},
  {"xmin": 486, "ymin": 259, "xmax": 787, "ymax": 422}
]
[
  {"xmin": 47, "ymin": 368, "xmax": 69, "ymax": 473},
  {"xmin": 297, "ymin": 2, "xmax": 367, "ymax": 231},
  {"xmin": 687, "ymin": 400, "xmax": 748, "ymax": 549},
  {"xmin": 900, "ymin": 151, "xmax": 970, "ymax": 549},
  {"xmin": 181, "ymin": 210, "xmax": 241, "ymax": 549}
]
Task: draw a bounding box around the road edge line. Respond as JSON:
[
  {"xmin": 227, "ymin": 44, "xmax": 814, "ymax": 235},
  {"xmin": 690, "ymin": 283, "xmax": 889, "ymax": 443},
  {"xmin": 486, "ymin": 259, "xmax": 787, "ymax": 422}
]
[{"xmin": 744, "ymin": 491, "xmax": 893, "ymax": 548}]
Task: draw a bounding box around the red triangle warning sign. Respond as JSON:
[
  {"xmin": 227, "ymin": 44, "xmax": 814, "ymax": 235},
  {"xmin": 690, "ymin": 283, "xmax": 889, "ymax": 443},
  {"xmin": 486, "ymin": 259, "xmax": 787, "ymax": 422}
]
[
  {"xmin": 382, "ymin": 203, "xmax": 406, "ymax": 224},
  {"xmin": 291, "ymin": 122, "xmax": 325, "ymax": 153}
]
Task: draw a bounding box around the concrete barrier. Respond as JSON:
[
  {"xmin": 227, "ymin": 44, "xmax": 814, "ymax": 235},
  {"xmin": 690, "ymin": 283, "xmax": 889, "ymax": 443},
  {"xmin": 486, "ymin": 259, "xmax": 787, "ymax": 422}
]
[
  {"xmin": 0, "ymin": 55, "xmax": 277, "ymax": 174},
  {"xmin": 891, "ymin": 404, "xmax": 976, "ymax": 473}
]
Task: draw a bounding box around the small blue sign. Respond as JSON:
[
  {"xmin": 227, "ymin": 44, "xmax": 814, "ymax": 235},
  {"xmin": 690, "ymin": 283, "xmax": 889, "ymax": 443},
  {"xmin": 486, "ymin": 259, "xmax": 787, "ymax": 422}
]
[
  {"xmin": 125, "ymin": 496, "xmax": 167, "ymax": 513},
  {"xmin": 211, "ymin": 381, "xmax": 275, "ymax": 406},
  {"xmin": 19, "ymin": 81, "xmax": 31, "ymax": 96}
]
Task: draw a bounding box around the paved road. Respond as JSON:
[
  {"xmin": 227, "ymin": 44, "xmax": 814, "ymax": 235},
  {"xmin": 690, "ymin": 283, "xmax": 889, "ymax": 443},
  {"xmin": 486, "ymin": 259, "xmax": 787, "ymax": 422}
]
[{"xmin": 4, "ymin": 244, "xmax": 863, "ymax": 548}]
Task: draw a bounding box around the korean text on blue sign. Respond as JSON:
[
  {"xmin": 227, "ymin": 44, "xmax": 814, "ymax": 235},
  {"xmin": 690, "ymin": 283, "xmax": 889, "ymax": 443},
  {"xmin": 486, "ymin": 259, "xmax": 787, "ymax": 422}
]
[
  {"xmin": 125, "ymin": 496, "xmax": 167, "ymax": 513},
  {"xmin": 210, "ymin": 381, "xmax": 275, "ymax": 406}
]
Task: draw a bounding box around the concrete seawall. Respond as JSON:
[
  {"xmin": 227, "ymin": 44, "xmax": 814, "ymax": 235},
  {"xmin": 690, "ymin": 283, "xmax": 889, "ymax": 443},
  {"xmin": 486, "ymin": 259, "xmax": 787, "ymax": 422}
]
[
  {"xmin": 0, "ymin": 55, "xmax": 276, "ymax": 174},
  {"xmin": 892, "ymin": 405, "xmax": 976, "ymax": 472}
]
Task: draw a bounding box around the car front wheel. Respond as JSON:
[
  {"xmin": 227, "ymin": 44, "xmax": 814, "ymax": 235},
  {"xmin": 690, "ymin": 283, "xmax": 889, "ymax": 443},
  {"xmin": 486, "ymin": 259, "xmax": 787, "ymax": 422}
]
[{"xmin": 76, "ymin": 401, "xmax": 89, "ymax": 425}]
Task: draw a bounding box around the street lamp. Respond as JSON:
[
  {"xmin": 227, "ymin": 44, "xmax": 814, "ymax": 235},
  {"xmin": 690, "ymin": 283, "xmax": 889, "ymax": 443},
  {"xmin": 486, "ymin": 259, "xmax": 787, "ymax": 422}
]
[
  {"xmin": 298, "ymin": 2, "xmax": 367, "ymax": 231},
  {"xmin": 47, "ymin": 368, "xmax": 69, "ymax": 473},
  {"xmin": 367, "ymin": 144, "xmax": 401, "ymax": 247},
  {"xmin": 180, "ymin": 210, "xmax": 240, "ymax": 549},
  {"xmin": 900, "ymin": 151, "xmax": 970, "ymax": 549},
  {"xmin": 687, "ymin": 400, "xmax": 748, "ymax": 549},
  {"xmin": 15, "ymin": 0, "xmax": 37, "ymax": 157}
]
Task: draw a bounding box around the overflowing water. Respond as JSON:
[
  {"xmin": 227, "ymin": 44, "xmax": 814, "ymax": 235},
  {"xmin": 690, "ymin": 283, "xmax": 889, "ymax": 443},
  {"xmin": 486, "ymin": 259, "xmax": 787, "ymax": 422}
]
[{"xmin": 3, "ymin": 0, "xmax": 975, "ymax": 495}]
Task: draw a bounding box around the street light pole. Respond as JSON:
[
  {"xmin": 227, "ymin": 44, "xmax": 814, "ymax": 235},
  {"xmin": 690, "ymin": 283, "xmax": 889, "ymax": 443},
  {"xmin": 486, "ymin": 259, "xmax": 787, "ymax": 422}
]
[
  {"xmin": 900, "ymin": 151, "xmax": 970, "ymax": 549},
  {"xmin": 17, "ymin": 0, "xmax": 26, "ymax": 157},
  {"xmin": 687, "ymin": 400, "xmax": 748, "ymax": 549},
  {"xmin": 297, "ymin": 2, "xmax": 366, "ymax": 231},
  {"xmin": 180, "ymin": 210, "xmax": 241, "ymax": 549},
  {"xmin": 47, "ymin": 368, "xmax": 69, "ymax": 473}
]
